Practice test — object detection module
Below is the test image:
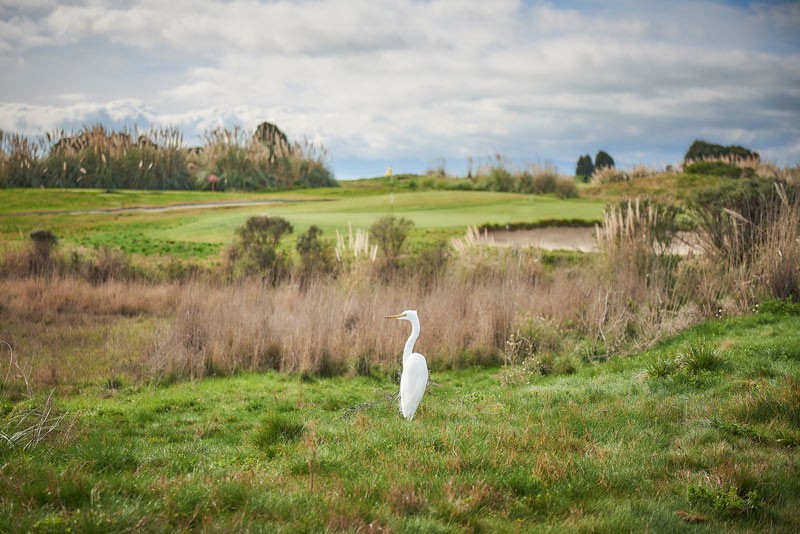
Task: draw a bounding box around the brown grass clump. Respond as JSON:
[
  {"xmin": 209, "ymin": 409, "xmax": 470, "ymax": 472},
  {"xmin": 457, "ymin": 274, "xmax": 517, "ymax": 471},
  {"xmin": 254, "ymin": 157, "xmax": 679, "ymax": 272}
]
[
  {"xmin": 0, "ymin": 277, "xmax": 177, "ymax": 322},
  {"xmin": 591, "ymin": 166, "xmax": 629, "ymax": 184}
]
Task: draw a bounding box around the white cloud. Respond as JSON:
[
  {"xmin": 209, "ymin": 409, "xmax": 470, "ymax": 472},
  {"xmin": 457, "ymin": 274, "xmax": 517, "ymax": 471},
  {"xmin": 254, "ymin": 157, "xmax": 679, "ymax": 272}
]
[{"xmin": 1, "ymin": 0, "xmax": 799, "ymax": 177}]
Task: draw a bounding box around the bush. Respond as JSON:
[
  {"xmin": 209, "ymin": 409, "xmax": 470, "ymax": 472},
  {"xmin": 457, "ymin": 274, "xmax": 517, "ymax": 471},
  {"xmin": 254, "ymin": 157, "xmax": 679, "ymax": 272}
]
[
  {"xmin": 516, "ymin": 171, "xmax": 535, "ymax": 194},
  {"xmin": 295, "ymin": 225, "xmax": 336, "ymax": 282},
  {"xmin": 684, "ymin": 161, "xmax": 749, "ymax": 178},
  {"xmin": 759, "ymin": 297, "xmax": 800, "ymax": 315},
  {"xmin": 554, "ymin": 177, "xmax": 578, "ymax": 199},
  {"xmin": 369, "ymin": 215, "xmax": 414, "ymax": 266},
  {"xmin": 531, "ymin": 170, "xmax": 557, "ymax": 194},
  {"xmin": 684, "ymin": 140, "xmax": 759, "ymax": 162},
  {"xmin": 591, "ymin": 166, "xmax": 628, "ymax": 184},
  {"xmin": 688, "ymin": 177, "xmax": 798, "ymax": 268},
  {"xmin": 228, "ymin": 216, "xmax": 293, "ymax": 282},
  {"xmin": 481, "ymin": 167, "xmax": 515, "ymax": 192}
]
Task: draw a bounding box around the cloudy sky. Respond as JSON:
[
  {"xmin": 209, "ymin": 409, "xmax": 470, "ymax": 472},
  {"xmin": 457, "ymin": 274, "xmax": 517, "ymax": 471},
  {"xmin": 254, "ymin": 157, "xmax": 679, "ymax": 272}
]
[{"xmin": 1, "ymin": 0, "xmax": 799, "ymax": 179}]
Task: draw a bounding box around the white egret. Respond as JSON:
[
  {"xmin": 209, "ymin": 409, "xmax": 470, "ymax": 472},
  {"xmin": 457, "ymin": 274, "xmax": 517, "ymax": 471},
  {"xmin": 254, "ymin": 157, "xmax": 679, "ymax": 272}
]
[{"xmin": 386, "ymin": 310, "xmax": 429, "ymax": 420}]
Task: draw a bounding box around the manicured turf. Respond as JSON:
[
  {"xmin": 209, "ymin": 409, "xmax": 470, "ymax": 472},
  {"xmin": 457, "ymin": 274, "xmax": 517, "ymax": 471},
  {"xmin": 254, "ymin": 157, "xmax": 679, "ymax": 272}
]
[
  {"xmin": 0, "ymin": 189, "xmax": 605, "ymax": 258},
  {"xmin": 155, "ymin": 191, "xmax": 605, "ymax": 243},
  {"xmin": 2, "ymin": 311, "xmax": 798, "ymax": 532},
  {"xmin": 0, "ymin": 188, "xmax": 306, "ymax": 215}
]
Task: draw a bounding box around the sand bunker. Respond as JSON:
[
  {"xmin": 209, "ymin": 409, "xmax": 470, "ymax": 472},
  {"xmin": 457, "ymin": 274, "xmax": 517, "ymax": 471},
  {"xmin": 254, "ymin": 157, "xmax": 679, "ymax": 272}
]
[{"xmin": 487, "ymin": 227, "xmax": 701, "ymax": 255}]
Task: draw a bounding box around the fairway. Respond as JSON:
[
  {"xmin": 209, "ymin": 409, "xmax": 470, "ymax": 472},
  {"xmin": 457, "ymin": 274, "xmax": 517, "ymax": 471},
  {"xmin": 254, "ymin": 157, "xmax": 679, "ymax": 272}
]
[
  {"xmin": 154, "ymin": 191, "xmax": 604, "ymax": 243},
  {"xmin": 0, "ymin": 189, "xmax": 605, "ymax": 257}
]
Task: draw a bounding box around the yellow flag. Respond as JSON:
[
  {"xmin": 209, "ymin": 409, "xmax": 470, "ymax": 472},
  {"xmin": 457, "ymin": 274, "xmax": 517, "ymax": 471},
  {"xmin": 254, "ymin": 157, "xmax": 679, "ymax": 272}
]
[{"xmin": 385, "ymin": 166, "xmax": 392, "ymax": 177}]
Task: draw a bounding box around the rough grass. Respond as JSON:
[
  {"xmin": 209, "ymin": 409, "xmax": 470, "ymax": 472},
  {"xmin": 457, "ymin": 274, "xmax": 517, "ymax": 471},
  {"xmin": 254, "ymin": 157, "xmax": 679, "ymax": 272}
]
[
  {"xmin": 583, "ymin": 172, "xmax": 736, "ymax": 203},
  {"xmin": 1, "ymin": 312, "xmax": 798, "ymax": 532}
]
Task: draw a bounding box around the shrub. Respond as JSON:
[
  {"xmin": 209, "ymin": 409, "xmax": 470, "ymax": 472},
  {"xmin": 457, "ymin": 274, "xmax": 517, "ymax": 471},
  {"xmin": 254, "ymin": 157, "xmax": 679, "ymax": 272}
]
[
  {"xmin": 684, "ymin": 140, "xmax": 759, "ymax": 163},
  {"xmin": 516, "ymin": 171, "xmax": 535, "ymax": 194},
  {"xmin": 482, "ymin": 167, "xmax": 515, "ymax": 192},
  {"xmin": 759, "ymin": 297, "xmax": 800, "ymax": 315},
  {"xmin": 531, "ymin": 169, "xmax": 557, "ymax": 194},
  {"xmin": 688, "ymin": 177, "xmax": 799, "ymax": 277},
  {"xmin": 1, "ymin": 122, "xmax": 336, "ymax": 191},
  {"xmin": 228, "ymin": 216, "xmax": 293, "ymax": 282},
  {"xmin": 295, "ymin": 225, "xmax": 336, "ymax": 282},
  {"xmin": 555, "ymin": 176, "xmax": 578, "ymax": 199},
  {"xmin": 591, "ymin": 166, "xmax": 628, "ymax": 184},
  {"xmin": 369, "ymin": 215, "xmax": 414, "ymax": 266},
  {"xmin": 684, "ymin": 161, "xmax": 748, "ymax": 178}
]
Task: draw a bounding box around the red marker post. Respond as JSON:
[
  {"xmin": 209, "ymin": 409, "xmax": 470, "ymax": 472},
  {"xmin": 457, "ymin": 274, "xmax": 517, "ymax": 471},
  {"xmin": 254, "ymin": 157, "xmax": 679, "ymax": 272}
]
[{"xmin": 207, "ymin": 174, "xmax": 219, "ymax": 192}]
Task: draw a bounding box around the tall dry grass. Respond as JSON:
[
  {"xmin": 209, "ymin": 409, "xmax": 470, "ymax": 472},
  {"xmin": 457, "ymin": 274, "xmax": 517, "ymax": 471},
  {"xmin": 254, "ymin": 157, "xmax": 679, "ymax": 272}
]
[
  {"xmin": 0, "ymin": 123, "xmax": 335, "ymax": 191},
  {"xmin": 0, "ymin": 277, "xmax": 178, "ymax": 322}
]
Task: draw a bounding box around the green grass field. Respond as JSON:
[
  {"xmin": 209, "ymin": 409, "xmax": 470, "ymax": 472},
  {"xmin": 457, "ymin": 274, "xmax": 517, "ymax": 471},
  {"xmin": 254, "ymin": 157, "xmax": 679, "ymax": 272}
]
[
  {"xmin": 0, "ymin": 189, "xmax": 605, "ymax": 259},
  {"xmin": 2, "ymin": 310, "xmax": 798, "ymax": 533}
]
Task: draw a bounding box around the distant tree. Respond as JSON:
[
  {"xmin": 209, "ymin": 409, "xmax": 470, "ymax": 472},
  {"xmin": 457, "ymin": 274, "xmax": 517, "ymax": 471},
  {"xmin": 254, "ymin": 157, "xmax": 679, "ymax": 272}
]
[
  {"xmin": 684, "ymin": 140, "xmax": 759, "ymax": 162},
  {"xmin": 576, "ymin": 155, "xmax": 594, "ymax": 181},
  {"xmin": 595, "ymin": 151, "xmax": 615, "ymax": 170}
]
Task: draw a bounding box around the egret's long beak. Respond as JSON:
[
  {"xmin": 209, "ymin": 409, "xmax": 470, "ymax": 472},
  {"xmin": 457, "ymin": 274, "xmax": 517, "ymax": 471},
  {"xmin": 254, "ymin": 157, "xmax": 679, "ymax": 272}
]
[{"xmin": 386, "ymin": 313, "xmax": 404, "ymax": 319}]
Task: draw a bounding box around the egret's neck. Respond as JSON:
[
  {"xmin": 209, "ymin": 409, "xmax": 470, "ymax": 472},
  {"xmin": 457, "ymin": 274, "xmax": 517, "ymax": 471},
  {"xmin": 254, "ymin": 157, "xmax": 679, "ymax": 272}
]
[{"xmin": 402, "ymin": 317, "xmax": 420, "ymax": 366}]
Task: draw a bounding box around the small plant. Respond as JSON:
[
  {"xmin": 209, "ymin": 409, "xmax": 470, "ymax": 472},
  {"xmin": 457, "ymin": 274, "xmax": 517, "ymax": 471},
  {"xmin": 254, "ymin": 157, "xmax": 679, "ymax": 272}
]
[
  {"xmin": 677, "ymin": 338, "xmax": 724, "ymax": 374},
  {"xmin": 711, "ymin": 417, "xmax": 765, "ymax": 443},
  {"xmin": 252, "ymin": 413, "xmax": 305, "ymax": 454},
  {"xmin": 687, "ymin": 484, "xmax": 763, "ymax": 517},
  {"xmin": 759, "ymin": 297, "xmax": 800, "ymax": 315},
  {"xmin": 645, "ymin": 355, "xmax": 677, "ymax": 379},
  {"xmin": 369, "ymin": 215, "xmax": 414, "ymax": 267}
]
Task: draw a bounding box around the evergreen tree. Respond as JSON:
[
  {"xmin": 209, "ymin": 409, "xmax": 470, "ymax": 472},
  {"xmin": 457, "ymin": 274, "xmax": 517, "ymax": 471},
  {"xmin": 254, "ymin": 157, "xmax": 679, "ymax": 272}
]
[
  {"xmin": 595, "ymin": 150, "xmax": 615, "ymax": 169},
  {"xmin": 575, "ymin": 154, "xmax": 594, "ymax": 180}
]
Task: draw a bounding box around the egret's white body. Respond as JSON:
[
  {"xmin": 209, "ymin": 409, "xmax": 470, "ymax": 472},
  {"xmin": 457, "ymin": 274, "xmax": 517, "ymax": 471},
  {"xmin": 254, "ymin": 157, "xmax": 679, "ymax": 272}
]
[{"xmin": 386, "ymin": 310, "xmax": 428, "ymax": 420}]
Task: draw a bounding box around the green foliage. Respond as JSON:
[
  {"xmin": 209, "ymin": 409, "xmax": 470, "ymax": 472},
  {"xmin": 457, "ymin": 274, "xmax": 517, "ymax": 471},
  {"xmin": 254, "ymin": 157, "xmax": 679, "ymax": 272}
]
[
  {"xmin": 687, "ymin": 177, "xmax": 795, "ymax": 265},
  {"xmin": 684, "ymin": 139, "xmax": 759, "ymax": 162},
  {"xmin": 645, "ymin": 338, "xmax": 723, "ymax": 379},
  {"xmin": 531, "ymin": 169, "xmax": 557, "ymax": 194},
  {"xmin": 576, "ymin": 154, "xmax": 594, "ymax": 180},
  {"xmin": 759, "ymin": 297, "xmax": 800, "ymax": 315},
  {"xmin": 684, "ymin": 160, "xmax": 750, "ymax": 178},
  {"xmin": 228, "ymin": 216, "xmax": 293, "ymax": 281},
  {"xmin": 481, "ymin": 167, "xmax": 515, "ymax": 192},
  {"xmin": 3, "ymin": 313, "xmax": 800, "ymax": 531},
  {"xmin": 677, "ymin": 338, "xmax": 724, "ymax": 373},
  {"xmin": 295, "ymin": 225, "xmax": 336, "ymax": 280},
  {"xmin": 477, "ymin": 218, "xmax": 599, "ymax": 231},
  {"xmin": 369, "ymin": 215, "xmax": 414, "ymax": 265},
  {"xmin": 688, "ymin": 485, "xmax": 763, "ymax": 517},
  {"xmin": 252, "ymin": 413, "xmax": 305, "ymax": 452},
  {"xmin": 554, "ymin": 176, "xmax": 578, "ymax": 199},
  {"xmin": 0, "ymin": 123, "xmax": 337, "ymax": 192},
  {"xmin": 594, "ymin": 150, "xmax": 615, "ymax": 169}
]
